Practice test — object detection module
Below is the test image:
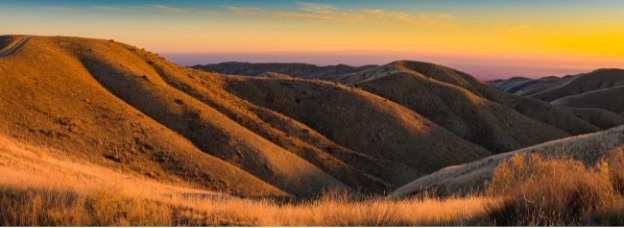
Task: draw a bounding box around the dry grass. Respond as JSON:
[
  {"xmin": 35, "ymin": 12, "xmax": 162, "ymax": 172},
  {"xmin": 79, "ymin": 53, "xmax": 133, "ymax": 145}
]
[
  {"xmin": 0, "ymin": 131, "xmax": 498, "ymax": 226},
  {"xmin": 181, "ymin": 191, "xmax": 499, "ymax": 226},
  {"xmin": 7, "ymin": 146, "xmax": 624, "ymax": 227},
  {"xmin": 0, "ymin": 183, "xmax": 499, "ymax": 226},
  {"xmin": 0, "ymin": 186, "xmax": 172, "ymax": 226},
  {"xmin": 486, "ymin": 150, "xmax": 624, "ymax": 226}
]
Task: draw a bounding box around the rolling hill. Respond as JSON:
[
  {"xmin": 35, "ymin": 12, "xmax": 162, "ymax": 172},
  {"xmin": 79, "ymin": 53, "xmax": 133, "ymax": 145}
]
[
  {"xmin": 492, "ymin": 69, "xmax": 624, "ymax": 115},
  {"xmin": 327, "ymin": 61, "xmax": 621, "ymax": 153},
  {"xmin": 192, "ymin": 62, "xmax": 376, "ymax": 80},
  {"xmin": 195, "ymin": 61, "xmax": 622, "ymax": 154},
  {"xmin": 0, "ymin": 35, "xmax": 300, "ymax": 197},
  {"xmin": 220, "ymin": 76, "xmax": 492, "ymax": 179}
]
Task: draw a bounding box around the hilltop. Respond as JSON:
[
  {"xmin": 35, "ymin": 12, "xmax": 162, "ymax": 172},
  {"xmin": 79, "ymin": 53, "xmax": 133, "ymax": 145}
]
[{"xmin": 192, "ymin": 62, "xmax": 376, "ymax": 80}]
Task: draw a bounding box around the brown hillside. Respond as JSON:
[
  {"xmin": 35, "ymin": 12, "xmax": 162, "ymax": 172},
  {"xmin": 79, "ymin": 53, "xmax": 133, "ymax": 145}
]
[
  {"xmin": 492, "ymin": 69, "xmax": 624, "ymax": 117},
  {"xmin": 491, "ymin": 75, "xmax": 564, "ymax": 96},
  {"xmin": 192, "ymin": 62, "xmax": 376, "ymax": 79},
  {"xmin": 568, "ymin": 107, "xmax": 624, "ymax": 129},
  {"xmin": 489, "ymin": 76, "xmax": 531, "ymax": 93},
  {"xmin": 332, "ymin": 61, "xmax": 601, "ymax": 153},
  {"xmin": 0, "ymin": 36, "xmax": 288, "ymax": 197},
  {"xmin": 127, "ymin": 52, "xmax": 403, "ymax": 191},
  {"xmin": 490, "ymin": 75, "xmax": 575, "ymax": 96},
  {"xmin": 69, "ymin": 37, "xmax": 348, "ymax": 197},
  {"xmin": 552, "ymin": 86, "xmax": 624, "ymax": 115},
  {"xmin": 390, "ymin": 61, "xmax": 608, "ymax": 134},
  {"xmin": 530, "ymin": 68, "xmax": 624, "ymax": 102},
  {"xmin": 220, "ymin": 76, "xmax": 492, "ymax": 177},
  {"xmin": 0, "ymin": 132, "xmax": 231, "ymax": 203},
  {"xmin": 0, "ymin": 35, "xmax": 371, "ymax": 197}
]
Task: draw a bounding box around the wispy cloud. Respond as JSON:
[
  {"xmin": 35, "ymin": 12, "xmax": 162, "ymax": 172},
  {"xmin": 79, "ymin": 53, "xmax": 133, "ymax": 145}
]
[
  {"xmin": 200, "ymin": 10, "xmax": 223, "ymax": 16},
  {"xmin": 225, "ymin": 2, "xmax": 455, "ymax": 28},
  {"xmin": 147, "ymin": 4, "xmax": 190, "ymax": 14},
  {"xmin": 506, "ymin": 25, "xmax": 532, "ymax": 35},
  {"xmin": 92, "ymin": 4, "xmax": 190, "ymax": 14},
  {"xmin": 226, "ymin": 6, "xmax": 267, "ymax": 16},
  {"xmin": 297, "ymin": 2, "xmax": 336, "ymax": 14},
  {"xmin": 92, "ymin": 6, "xmax": 138, "ymax": 12},
  {"xmin": 42, "ymin": 6, "xmax": 80, "ymax": 11}
]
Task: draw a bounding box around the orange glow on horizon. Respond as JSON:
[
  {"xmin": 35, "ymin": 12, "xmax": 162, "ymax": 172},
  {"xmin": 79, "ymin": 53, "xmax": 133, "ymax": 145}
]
[{"xmin": 2, "ymin": 1, "xmax": 622, "ymax": 75}]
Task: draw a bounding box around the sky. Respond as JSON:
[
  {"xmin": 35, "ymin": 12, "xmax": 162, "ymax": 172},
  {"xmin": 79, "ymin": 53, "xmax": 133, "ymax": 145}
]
[{"xmin": 1, "ymin": 0, "xmax": 623, "ymax": 79}]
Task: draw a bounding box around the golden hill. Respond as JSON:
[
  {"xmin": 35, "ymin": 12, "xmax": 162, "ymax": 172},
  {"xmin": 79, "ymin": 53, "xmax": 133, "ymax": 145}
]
[
  {"xmin": 0, "ymin": 36, "xmax": 357, "ymax": 197},
  {"xmin": 0, "ymin": 35, "xmax": 292, "ymax": 197}
]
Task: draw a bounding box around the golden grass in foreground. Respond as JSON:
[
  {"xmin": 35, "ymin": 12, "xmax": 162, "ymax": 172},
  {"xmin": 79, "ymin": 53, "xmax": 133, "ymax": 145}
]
[
  {"xmin": 0, "ymin": 133, "xmax": 498, "ymax": 226},
  {"xmin": 487, "ymin": 149, "xmax": 624, "ymax": 226},
  {"xmin": 0, "ymin": 184, "xmax": 499, "ymax": 226},
  {"xmin": 6, "ymin": 147, "xmax": 624, "ymax": 226}
]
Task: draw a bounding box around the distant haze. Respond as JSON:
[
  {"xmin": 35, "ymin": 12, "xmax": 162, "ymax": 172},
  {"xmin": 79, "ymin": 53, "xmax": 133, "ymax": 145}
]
[{"xmin": 163, "ymin": 51, "xmax": 595, "ymax": 80}]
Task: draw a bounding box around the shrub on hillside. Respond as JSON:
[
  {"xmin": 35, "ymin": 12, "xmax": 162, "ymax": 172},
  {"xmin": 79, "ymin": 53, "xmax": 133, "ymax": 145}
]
[{"xmin": 486, "ymin": 151, "xmax": 624, "ymax": 225}]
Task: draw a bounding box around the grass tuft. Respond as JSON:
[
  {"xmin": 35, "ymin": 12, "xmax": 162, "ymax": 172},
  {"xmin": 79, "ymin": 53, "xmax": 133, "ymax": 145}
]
[{"xmin": 486, "ymin": 151, "xmax": 624, "ymax": 226}]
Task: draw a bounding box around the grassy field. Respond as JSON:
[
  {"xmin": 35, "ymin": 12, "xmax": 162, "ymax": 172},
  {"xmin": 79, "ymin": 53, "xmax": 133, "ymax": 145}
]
[
  {"xmin": 0, "ymin": 132, "xmax": 499, "ymax": 226},
  {"xmin": 5, "ymin": 150, "xmax": 624, "ymax": 226},
  {"xmin": 0, "ymin": 184, "xmax": 499, "ymax": 226},
  {"xmin": 3, "ymin": 138, "xmax": 624, "ymax": 226}
]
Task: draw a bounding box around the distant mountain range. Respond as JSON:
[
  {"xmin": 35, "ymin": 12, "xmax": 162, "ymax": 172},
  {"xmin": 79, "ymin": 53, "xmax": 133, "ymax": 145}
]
[
  {"xmin": 491, "ymin": 69, "xmax": 624, "ymax": 115},
  {"xmin": 192, "ymin": 62, "xmax": 376, "ymax": 80}
]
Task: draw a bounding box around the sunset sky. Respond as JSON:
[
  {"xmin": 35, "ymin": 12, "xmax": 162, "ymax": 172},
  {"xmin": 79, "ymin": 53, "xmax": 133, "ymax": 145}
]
[{"xmin": 1, "ymin": 0, "xmax": 623, "ymax": 79}]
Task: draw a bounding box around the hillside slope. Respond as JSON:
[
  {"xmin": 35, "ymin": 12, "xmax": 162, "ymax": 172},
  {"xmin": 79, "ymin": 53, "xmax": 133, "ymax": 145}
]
[
  {"xmin": 390, "ymin": 125, "xmax": 624, "ymax": 198},
  {"xmin": 0, "ymin": 132, "xmax": 229, "ymax": 202},
  {"xmin": 0, "ymin": 35, "xmax": 359, "ymax": 197},
  {"xmin": 530, "ymin": 69, "xmax": 624, "ymax": 102},
  {"xmin": 0, "ymin": 35, "xmax": 289, "ymax": 197},
  {"xmin": 331, "ymin": 61, "xmax": 613, "ymax": 153},
  {"xmin": 552, "ymin": 87, "xmax": 624, "ymax": 115},
  {"xmin": 221, "ymin": 76, "xmax": 492, "ymax": 181},
  {"xmin": 491, "ymin": 76, "xmax": 564, "ymax": 95}
]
